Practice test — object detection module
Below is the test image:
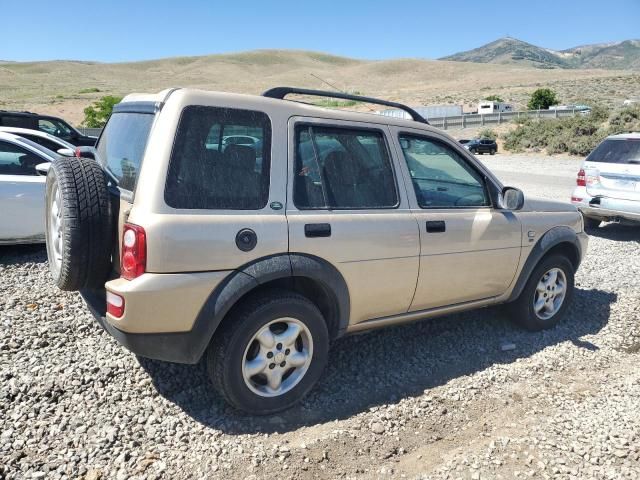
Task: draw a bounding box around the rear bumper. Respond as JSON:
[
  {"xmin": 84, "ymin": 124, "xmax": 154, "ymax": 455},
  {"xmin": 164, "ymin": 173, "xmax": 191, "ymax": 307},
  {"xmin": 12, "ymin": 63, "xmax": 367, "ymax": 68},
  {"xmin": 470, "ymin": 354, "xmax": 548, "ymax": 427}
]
[
  {"xmin": 80, "ymin": 270, "xmax": 229, "ymax": 364},
  {"xmin": 571, "ymin": 187, "xmax": 640, "ymax": 223},
  {"xmin": 81, "ymin": 288, "xmax": 206, "ymax": 364}
]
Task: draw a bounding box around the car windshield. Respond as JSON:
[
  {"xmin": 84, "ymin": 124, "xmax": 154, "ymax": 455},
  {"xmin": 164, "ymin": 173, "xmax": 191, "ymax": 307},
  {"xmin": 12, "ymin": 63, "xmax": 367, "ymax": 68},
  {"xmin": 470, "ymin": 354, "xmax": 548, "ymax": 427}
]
[{"xmin": 586, "ymin": 138, "xmax": 640, "ymax": 164}]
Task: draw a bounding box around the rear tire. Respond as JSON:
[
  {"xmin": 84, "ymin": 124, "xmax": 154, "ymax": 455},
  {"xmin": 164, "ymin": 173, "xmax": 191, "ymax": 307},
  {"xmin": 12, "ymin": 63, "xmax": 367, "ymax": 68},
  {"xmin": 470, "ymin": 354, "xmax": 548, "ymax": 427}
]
[
  {"xmin": 45, "ymin": 156, "xmax": 113, "ymax": 291},
  {"xmin": 507, "ymin": 254, "xmax": 575, "ymax": 331},
  {"xmin": 490, "ymin": 149, "xmax": 496, "ymax": 155},
  {"xmin": 206, "ymin": 291, "xmax": 329, "ymax": 414}
]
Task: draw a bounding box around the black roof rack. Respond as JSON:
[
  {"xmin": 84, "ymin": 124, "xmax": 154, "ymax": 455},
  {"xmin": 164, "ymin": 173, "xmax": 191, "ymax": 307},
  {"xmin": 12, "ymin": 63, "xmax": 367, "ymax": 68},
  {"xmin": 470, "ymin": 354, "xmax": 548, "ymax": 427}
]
[{"xmin": 262, "ymin": 87, "xmax": 429, "ymax": 125}]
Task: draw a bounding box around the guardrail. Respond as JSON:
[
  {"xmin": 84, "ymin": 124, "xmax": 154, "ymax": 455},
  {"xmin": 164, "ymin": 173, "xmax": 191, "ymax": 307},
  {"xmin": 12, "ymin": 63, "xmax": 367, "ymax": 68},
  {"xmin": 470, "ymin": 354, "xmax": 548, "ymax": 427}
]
[
  {"xmin": 378, "ymin": 108, "xmax": 585, "ymax": 130},
  {"xmin": 75, "ymin": 108, "xmax": 584, "ymax": 136},
  {"xmin": 75, "ymin": 127, "xmax": 103, "ymax": 137}
]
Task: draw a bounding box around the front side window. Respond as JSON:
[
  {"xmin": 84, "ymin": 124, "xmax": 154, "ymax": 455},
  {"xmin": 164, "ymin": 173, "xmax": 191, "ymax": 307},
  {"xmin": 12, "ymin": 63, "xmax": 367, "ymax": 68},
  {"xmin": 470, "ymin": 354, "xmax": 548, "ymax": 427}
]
[
  {"xmin": 166, "ymin": 106, "xmax": 271, "ymax": 210},
  {"xmin": 39, "ymin": 118, "xmax": 73, "ymax": 137},
  {"xmin": 0, "ymin": 141, "xmax": 43, "ymax": 176},
  {"xmin": 399, "ymin": 135, "xmax": 490, "ymax": 208},
  {"xmin": 294, "ymin": 125, "xmax": 397, "ymax": 209}
]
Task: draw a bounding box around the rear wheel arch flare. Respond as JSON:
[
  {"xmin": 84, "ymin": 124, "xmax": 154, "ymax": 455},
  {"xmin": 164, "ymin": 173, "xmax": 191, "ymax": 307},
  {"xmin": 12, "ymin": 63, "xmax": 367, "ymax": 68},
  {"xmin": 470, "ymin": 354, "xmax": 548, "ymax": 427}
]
[{"xmin": 191, "ymin": 253, "xmax": 350, "ymax": 362}]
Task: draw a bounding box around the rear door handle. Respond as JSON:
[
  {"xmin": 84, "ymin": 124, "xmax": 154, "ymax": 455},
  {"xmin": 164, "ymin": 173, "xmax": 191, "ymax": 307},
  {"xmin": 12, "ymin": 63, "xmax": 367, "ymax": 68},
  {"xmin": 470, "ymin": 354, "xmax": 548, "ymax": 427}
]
[
  {"xmin": 305, "ymin": 223, "xmax": 331, "ymax": 238},
  {"xmin": 426, "ymin": 220, "xmax": 446, "ymax": 233}
]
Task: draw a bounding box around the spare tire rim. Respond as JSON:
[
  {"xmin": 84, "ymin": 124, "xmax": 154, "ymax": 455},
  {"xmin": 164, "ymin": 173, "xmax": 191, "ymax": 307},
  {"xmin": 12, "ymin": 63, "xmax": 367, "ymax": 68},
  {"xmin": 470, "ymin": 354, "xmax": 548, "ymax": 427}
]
[
  {"xmin": 533, "ymin": 267, "xmax": 567, "ymax": 320},
  {"xmin": 49, "ymin": 182, "xmax": 64, "ymax": 271},
  {"xmin": 242, "ymin": 318, "xmax": 313, "ymax": 397}
]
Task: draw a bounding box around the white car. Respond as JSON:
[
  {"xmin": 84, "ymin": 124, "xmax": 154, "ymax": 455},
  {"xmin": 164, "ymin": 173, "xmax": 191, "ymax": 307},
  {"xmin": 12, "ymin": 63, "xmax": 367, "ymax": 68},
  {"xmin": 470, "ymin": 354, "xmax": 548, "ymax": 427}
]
[
  {"xmin": 0, "ymin": 132, "xmax": 57, "ymax": 244},
  {"xmin": 0, "ymin": 127, "xmax": 75, "ymax": 156},
  {"xmin": 571, "ymin": 133, "xmax": 640, "ymax": 228}
]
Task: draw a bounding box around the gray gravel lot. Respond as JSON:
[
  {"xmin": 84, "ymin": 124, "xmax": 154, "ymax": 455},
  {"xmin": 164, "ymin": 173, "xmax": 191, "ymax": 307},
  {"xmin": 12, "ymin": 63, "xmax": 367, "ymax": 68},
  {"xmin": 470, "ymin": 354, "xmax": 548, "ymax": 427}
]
[{"xmin": 1, "ymin": 153, "xmax": 639, "ymax": 480}]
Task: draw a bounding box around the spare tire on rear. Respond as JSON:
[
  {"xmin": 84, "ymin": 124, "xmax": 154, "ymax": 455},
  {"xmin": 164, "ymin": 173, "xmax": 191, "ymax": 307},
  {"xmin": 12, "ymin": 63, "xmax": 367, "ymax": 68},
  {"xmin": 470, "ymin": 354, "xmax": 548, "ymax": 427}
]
[{"xmin": 45, "ymin": 156, "xmax": 113, "ymax": 291}]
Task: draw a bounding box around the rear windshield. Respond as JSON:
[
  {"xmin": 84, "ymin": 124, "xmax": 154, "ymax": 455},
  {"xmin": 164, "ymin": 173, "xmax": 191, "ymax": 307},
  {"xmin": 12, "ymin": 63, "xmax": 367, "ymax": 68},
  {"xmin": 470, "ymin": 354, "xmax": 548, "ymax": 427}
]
[
  {"xmin": 97, "ymin": 112, "xmax": 154, "ymax": 191},
  {"xmin": 586, "ymin": 138, "xmax": 640, "ymax": 164}
]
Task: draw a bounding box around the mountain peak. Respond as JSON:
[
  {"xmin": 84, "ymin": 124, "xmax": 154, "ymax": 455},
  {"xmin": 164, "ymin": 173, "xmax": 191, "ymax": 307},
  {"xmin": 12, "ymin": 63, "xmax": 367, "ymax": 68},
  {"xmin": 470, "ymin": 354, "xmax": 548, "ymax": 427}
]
[{"xmin": 441, "ymin": 38, "xmax": 640, "ymax": 70}]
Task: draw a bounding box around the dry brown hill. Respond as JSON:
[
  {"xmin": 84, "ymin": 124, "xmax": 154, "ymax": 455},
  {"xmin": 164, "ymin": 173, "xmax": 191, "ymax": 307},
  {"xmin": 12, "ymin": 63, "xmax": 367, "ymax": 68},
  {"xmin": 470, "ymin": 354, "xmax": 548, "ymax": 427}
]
[{"xmin": 1, "ymin": 49, "xmax": 638, "ymax": 125}]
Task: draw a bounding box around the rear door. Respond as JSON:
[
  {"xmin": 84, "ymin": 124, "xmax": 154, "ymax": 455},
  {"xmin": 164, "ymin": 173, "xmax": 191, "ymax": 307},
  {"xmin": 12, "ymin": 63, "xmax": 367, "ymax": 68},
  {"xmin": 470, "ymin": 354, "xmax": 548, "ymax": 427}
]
[
  {"xmin": 584, "ymin": 137, "xmax": 640, "ymax": 202},
  {"xmin": 286, "ymin": 117, "xmax": 420, "ymax": 324},
  {"xmin": 390, "ymin": 127, "xmax": 521, "ymax": 311},
  {"xmin": 0, "ymin": 141, "xmax": 46, "ymax": 242}
]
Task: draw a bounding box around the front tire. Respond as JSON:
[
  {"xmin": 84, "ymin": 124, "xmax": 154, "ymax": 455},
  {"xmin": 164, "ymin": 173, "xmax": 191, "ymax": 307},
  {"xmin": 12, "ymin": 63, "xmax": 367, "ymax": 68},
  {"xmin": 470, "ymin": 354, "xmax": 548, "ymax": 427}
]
[
  {"xmin": 206, "ymin": 291, "xmax": 329, "ymax": 414},
  {"xmin": 508, "ymin": 254, "xmax": 575, "ymax": 331}
]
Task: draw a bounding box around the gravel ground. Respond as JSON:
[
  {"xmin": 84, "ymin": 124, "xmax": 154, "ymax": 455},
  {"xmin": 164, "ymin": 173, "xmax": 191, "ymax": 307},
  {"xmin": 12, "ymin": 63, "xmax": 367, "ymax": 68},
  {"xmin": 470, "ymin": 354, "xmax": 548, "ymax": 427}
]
[{"xmin": 1, "ymin": 154, "xmax": 639, "ymax": 480}]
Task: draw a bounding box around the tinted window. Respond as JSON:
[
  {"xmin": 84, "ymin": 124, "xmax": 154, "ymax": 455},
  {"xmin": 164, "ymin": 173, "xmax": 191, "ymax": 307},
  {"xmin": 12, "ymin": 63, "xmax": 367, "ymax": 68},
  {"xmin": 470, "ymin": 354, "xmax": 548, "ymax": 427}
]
[
  {"xmin": 0, "ymin": 141, "xmax": 43, "ymax": 176},
  {"xmin": 586, "ymin": 139, "xmax": 640, "ymax": 164},
  {"xmin": 22, "ymin": 134, "xmax": 61, "ymax": 153},
  {"xmin": 1, "ymin": 115, "xmax": 34, "ymax": 129},
  {"xmin": 166, "ymin": 106, "xmax": 271, "ymax": 210},
  {"xmin": 399, "ymin": 135, "xmax": 490, "ymax": 208},
  {"xmin": 97, "ymin": 112, "xmax": 155, "ymax": 191},
  {"xmin": 39, "ymin": 118, "xmax": 73, "ymax": 137},
  {"xmin": 294, "ymin": 125, "xmax": 397, "ymax": 209}
]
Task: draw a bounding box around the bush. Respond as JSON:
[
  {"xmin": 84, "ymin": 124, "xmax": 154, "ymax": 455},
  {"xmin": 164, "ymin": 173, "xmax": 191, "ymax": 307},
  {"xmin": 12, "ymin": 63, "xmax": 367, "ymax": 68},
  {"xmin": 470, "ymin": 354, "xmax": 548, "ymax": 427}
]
[
  {"xmin": 483, "ymin": 95, "xmax": 504, "ymax": 103},
  {"xmin": 607, "ymin": 105, "xmax": 640, "ymax": 134},
  {"xmin": 478, "ymin": 128, "xmax": 497, "ymax": 140},
  {"xmin": 79, "ymin": 87, "xmax": 101, "ymax": 94},
  {"xmin": 503, "ymin": 115, "xmax": 608, "ymax": 156},
  {"xmin": 527, "ymin": 88, "xmax": 559, "ymax": 110},
  {"xmin": 83, "ymin": 95, "xmax": 122, "ymax": 128}
]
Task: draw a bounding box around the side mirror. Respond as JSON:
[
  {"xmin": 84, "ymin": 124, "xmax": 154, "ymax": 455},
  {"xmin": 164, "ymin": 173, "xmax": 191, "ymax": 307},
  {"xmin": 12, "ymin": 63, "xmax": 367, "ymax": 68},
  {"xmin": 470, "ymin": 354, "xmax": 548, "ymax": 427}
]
[
  {"xmin": 35, "ymin": 162, "xmax": 51, "ymax": 176},
  {"xmin": 501, "ymin": 186, "xmax": 525, "ymax": 210},
  {"xmin": 57, "ymin": 148, "xmax": 74, "ymax": 157}
]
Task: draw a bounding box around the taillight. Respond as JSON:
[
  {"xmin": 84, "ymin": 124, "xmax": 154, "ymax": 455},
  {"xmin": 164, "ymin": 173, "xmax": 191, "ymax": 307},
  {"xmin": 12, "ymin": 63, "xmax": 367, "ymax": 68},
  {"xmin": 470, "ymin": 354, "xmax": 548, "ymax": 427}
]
[
  {"xmin": 576, "ymin": 169, "xmax": 586, "ymax": 187},
  {"xmin": 75, "ymin": 147, "xmax": 82, "ymax": 158},
  {"xmin": 106, "ymin": 291, "xmax": 125, "ymax": 318},
  {"xmin": 121, "ymin": 223, "xmax": 146, "ymax": 280}
]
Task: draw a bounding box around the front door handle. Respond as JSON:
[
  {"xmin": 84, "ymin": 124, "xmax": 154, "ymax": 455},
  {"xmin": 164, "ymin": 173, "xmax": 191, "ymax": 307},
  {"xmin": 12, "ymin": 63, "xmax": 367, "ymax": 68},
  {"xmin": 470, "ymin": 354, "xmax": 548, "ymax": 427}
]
[
  {"xmin": 426, "ymin": 220, "xmax": 446, "ymax": 233},
  {"xmin": 305, "ymin": 223, "xmax": 331, "ymax": 238}
]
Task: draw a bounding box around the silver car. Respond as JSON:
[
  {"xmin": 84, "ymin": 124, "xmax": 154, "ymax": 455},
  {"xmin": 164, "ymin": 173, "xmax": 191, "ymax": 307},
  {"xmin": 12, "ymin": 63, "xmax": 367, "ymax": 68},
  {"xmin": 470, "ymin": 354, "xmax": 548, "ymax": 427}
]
[{"xmin": 571, "ymin": 133, "xmax": 640, "ymax": 228}]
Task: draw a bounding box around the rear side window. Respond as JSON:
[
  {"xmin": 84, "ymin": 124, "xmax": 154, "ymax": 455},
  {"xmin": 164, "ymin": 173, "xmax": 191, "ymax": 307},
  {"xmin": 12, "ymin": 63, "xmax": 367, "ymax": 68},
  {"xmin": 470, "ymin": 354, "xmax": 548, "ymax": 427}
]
[
  {"xmin": 294, "ymin": 125, "xmax": 397, "ymax": 209},
  {"xmin": 586, "ymin": 139, "xmax": 640, "ymax": 164},
  {"xmin": 97, "ymin": 112, "xmax": 154, "ymax": 191},
  {"xmin": 165, "ymin": 106, "xmax": 271, "ymax": 210}
]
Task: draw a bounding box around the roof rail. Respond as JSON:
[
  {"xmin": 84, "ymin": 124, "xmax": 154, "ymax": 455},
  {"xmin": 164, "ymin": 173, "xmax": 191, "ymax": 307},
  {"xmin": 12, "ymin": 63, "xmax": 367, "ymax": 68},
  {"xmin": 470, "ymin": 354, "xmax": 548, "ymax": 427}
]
[{"xmin": 262, "ymin": 87, "xmax": 429, "ymax": 125}]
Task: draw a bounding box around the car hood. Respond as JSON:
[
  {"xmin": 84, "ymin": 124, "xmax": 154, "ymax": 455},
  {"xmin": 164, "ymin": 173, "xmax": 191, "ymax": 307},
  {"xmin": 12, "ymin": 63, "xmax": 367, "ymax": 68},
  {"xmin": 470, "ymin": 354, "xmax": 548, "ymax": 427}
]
[{"xmin": 520, "ymin": 196, "xmax": 578, "ymax": 213}]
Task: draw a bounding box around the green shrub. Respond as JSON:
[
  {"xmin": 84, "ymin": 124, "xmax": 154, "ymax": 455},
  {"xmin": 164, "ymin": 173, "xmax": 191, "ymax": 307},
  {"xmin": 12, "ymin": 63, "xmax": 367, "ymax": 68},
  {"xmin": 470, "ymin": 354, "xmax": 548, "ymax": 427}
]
[
  {"xmin": 478, "ymin": 128, "xmax": 497, "ymax": 140},
  {"xmin": 607, "ymin": 105, "xmax": 640, "ymax": 134},
  {"xmin": 502, "ymin": 114, "xmax": 608, "ymax": 156},
  {"xmin": 527, "ymin": 88, "xmax": 559, "ymax": 110},
  {"xmin": 79, "ymin": 87, "xmax": 101, "ymax": 94},
  {"xmin": 82, "ymin": 95, "xmax": 122, "ymax": 128},
  {"xmin": 483, "ymin": 95, "xmax": 504, "ymax": 102}
]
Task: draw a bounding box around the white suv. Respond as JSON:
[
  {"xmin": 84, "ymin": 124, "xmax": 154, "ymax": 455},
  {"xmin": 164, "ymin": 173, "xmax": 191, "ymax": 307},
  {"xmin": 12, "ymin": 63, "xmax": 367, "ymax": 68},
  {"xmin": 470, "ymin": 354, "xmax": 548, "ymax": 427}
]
[{"xmin": 571, "ymin": 133, "xmax": 640, "ymax": 228}]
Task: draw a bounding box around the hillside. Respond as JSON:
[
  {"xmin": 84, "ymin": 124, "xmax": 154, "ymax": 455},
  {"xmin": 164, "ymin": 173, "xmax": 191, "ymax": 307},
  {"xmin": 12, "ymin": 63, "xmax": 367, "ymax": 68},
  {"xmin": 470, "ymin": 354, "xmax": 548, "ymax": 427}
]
[
  {"xmin": 0, "ymin": 49, "xmax": 638, "ymax": 125},
  {"xmin": 441, "ymin": 37, "xmax": 640, "ymax": 70}
]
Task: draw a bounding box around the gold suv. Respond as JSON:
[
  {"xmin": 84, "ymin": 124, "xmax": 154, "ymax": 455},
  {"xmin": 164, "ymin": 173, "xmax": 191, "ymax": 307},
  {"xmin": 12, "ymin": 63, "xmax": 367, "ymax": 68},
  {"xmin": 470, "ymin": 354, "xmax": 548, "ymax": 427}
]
[{"xmin": 44, "ymin": 87, "xmax": 588, "ymax": 414}]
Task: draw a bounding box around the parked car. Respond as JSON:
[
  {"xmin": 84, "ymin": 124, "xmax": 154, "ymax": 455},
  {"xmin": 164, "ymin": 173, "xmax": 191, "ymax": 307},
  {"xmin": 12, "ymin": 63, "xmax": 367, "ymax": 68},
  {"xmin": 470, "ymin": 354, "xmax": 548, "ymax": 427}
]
[
  {"xmin": 44, "ymin": 87, "xmax": 587, "ymax": 414},
  {"xmin": 0, "ymin": 110, "xmax": 97, "ymax": 146},
  {"xmin": 571, "ymin": 132, "xmax": 640, "ymax": 228},
  {"xmin": 464, "ymin": 138, "xmax": 498, "ymax": 155},
  {"xmin": 0, "ymin": 127, "xmax": 75, "ymax": 156},
  {"xmin": 0, "ymin": 132, "xmax": 57, "ymax": 244}
]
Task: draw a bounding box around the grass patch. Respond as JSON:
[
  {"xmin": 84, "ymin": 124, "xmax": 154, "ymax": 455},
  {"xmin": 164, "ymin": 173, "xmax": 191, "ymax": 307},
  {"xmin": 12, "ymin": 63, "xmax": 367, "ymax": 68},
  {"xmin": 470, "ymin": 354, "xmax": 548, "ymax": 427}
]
[
  {"xmin": 79, "ymin": 87, "xmax": 101, "ymax": 94},
  {"xmin": 314, "ymin": 99, "xmax": 358, "ymax": 108}
]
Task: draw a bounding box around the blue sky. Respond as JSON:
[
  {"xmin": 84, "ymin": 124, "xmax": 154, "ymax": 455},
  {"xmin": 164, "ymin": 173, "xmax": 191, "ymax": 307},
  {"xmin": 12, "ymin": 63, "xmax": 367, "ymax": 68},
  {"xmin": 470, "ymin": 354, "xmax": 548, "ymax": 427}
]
[{"xmin": 2, "ymin": 0, "xmax": 639, "ymax": 62}]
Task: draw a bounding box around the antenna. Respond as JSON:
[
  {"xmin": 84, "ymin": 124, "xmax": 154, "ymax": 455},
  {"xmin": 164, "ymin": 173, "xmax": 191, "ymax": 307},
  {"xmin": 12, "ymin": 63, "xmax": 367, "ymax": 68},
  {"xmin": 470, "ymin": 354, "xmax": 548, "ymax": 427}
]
[{"xmin": 309, "ymin": 73, "xmax": 375, "ymax": 112}]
